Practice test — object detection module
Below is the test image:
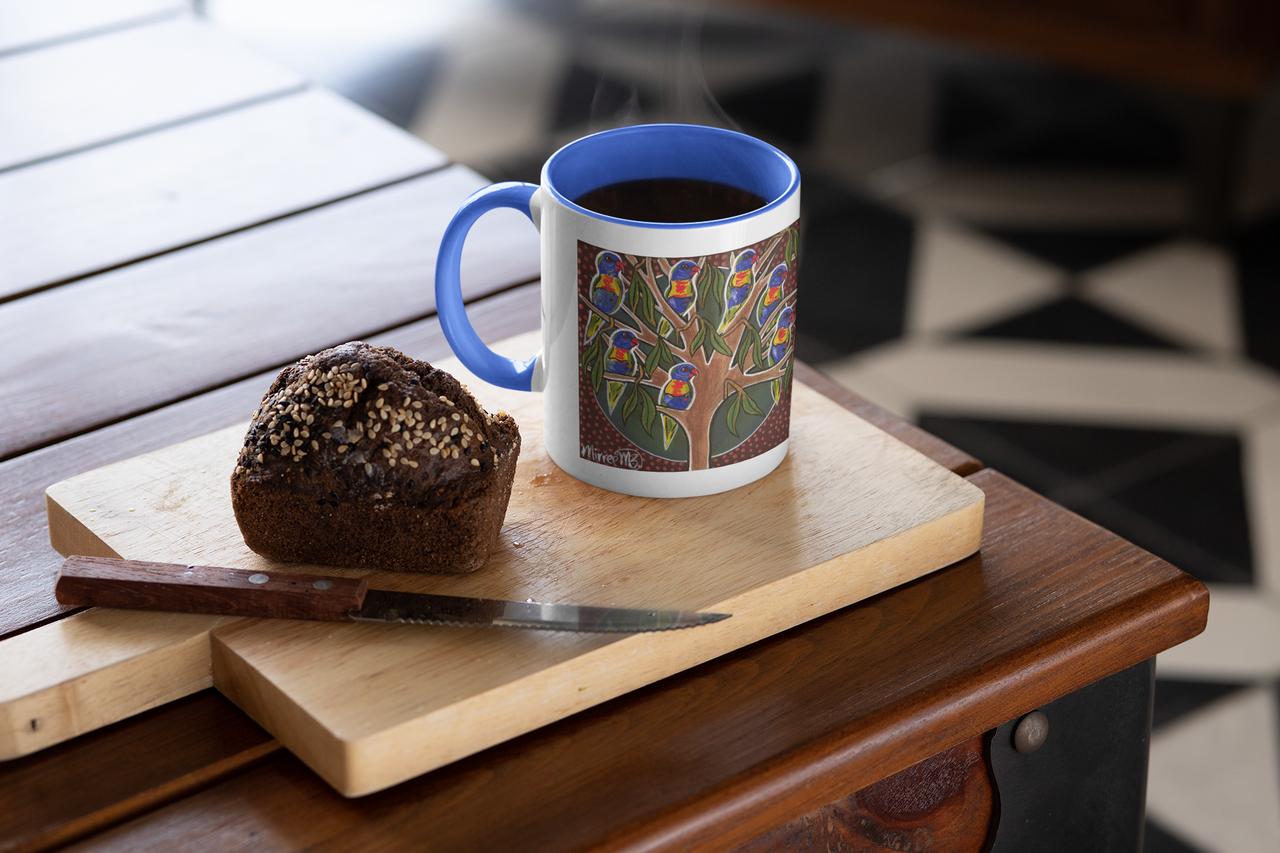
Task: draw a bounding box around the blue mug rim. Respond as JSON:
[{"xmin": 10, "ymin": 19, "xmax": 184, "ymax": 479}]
[{"xmin": 542, "ymin": 123, "xmax": 799, "ymax": 230}]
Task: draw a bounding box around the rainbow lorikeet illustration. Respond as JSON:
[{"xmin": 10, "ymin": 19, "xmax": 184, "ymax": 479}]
[
  {"xmin": 767, "ymin": 306, "xmax": 795, "ymax": 365},
  {"xmin": 663, "ymin": 260, "xmax": 700, "ymax": 317},
  {"xmin": 604, "ymin": 329, "xmax": 641, "ymax": 377},
  {"xmin": 660, "ymin": 362, "xmax": 698, "ymax": 410},
  {"xmin": 755, "ymin": 263, "xmax": 787, "ymax": 328},
  {"xmin": 584, "ymin": 251, "xmax": 626, "ymax": 343},
  {"xmin": 717, "ymin": 249, "xmax": 758, "ymax": 333}
]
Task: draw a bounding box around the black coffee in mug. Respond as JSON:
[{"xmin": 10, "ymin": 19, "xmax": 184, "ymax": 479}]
[{"xmin": 574, "ymin": 177, "xmax": 767, "ymax": 223}]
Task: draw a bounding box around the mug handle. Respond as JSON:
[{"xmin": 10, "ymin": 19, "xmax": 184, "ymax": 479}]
[{"xmin": 435, "ymin": 181, "xmax": 542, "ymax": 391}]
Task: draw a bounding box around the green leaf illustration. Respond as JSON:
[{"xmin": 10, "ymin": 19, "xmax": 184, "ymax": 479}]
[
  {"xmin": 645, "ymin": 339, "xmax": 664, "ymax": 379},
  {"xmin": 726, "ymin": 391, "xmax": 742, "ymax": 437},
  {"xmin": 701, "ymin": 263, "xmax": 725, "ymax": 328},
  {"xmin": 637, "ymin": 274, "xmax": 659, "ymax": 330},
  {"xmin": 709, "ymin": 326, "xmax": 732, "ymax": 358},
  {"xmin": 640, "ymin": 385, "xmax": 657, "ymax": 435},
  {"xmin": 689, "ymin": 318, "xmax": 707, "ymax": 356},
  {"xmin": 741, "ymin": 388, "xmax": 765, "ymax": 417},
  {"xmin": 622, "ymin": 381, "xmax": 639, "ymax": 423},
  {"xmin": 731, "ymin": 330, "xmax": 752, "ymax": 370},
  {"xmin": 590, "ymin": 347, "xmax": 604, "ymax": 393},
  {"xmin": 581, "ymin": 334, "xmax": 602, "ymax": 379}
]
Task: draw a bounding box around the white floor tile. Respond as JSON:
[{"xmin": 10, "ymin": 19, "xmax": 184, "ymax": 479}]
[
  {"xmin": 1082, "ymin": 241, "xmax": 1241, "ymax": 355},
  {"xmin": 822, "ymin": 339, "xmax": 1280, "ymax": 432},
  {"xmin": 1147, "ymin": 685, "xmax": 1280, "ymax": 853},
  {"xmin": 1243, "ymin": 409, "xmax": 1280, "ymax": 597},
  {"xmin": 410, "ymin": 6, "xmax": 566, "ymax": 169},
  {"xmin": 1157, "ymin": 587, "xmax": 1280, "ymax": 681},
  {"xmin": 904, "ymin": 215, "xmax": 1062, "ymax": 336}
]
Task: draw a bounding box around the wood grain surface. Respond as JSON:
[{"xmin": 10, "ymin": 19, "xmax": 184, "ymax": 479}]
[
  {"xmin": 0, "ymin": 15, "xmax": 305, "ymax": 171},
  {"xmin": 0, "ymin": 285, "xmax": 543, "ymax": 640},
  {"xmin": 0, "ymin": 288, "xmax": 986, "ymax": 850},
  {"xmin": 0, "ymin": 165, "xmax": 540, "ymax": 462},
  {"xmin": 41, "ymin": 469, "xmax": 1205, "ymax": 853},
  {"xmin": 25, "ymin": 356, "xmax": 983, "ymax": 792},
  {"xmin": 56, "ymin": 558, "xmax": 371, "ymax": 622},
  {"xmin": 795, "ymin": 362, "xmax": 983, "ymax": 478},
  {"xmin": 0, "ymin": 10, "xmax": 1212, "ymax": 852},
  {"xmin": 728, "ymin": 735, "xmax": 993, "ymax": 853},
  {"xmin": 0, "ymin": 689, "xmax": 276, "ymax": 853},
  {"xmin": 0, "ymin": 0, "xmax": 183, "ymax": 57},
  {"xmin": 0, "ymin": 87, "xmax": 445, "ymax": 299}
]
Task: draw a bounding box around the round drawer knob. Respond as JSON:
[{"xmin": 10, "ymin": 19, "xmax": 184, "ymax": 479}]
[{"xmin": 1014, "ymin": 710, "xmax": 1049, "ymax": 754}]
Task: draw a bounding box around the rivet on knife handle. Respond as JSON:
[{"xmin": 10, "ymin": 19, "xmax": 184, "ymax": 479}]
[{"xmin": 56, "ymin": 556, "xmax": 368, "ymax": 621}]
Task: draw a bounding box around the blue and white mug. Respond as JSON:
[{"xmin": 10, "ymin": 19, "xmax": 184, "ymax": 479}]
[{"xmin": 435, "ymin": 123, "xmax": 800, "ymax": 498}]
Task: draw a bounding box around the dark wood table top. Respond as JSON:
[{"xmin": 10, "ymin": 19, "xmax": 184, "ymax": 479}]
[{"xmin": 0, "ymin": 6, "xmax": 1208, "ymax": 852}]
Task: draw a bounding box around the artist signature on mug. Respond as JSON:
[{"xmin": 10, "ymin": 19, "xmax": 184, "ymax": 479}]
[{"xmin": 580, "ymin": 444, "xmax": 643, "ymax": 469}]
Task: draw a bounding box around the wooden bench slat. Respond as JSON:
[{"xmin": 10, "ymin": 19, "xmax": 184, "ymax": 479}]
[
  {"xmin": 43, "ymin": 470, "xmax": 1204, "ymax": 853},
  {"xmin": 0, "ymin": 0, "xmax": 183, "ymax": 57},
  {"xmin": 0, "ymin": 87, "xmax": 447, "ymax": 300},
  {"xmin": 0, "ymin": 166, "xmax": 540, "ymax": 462},
  {"xmin": 0, "ymin": 690, "xmax": 276, "ymax": 853},
  {"xmin": 0, "ymin": 287, "xmax": 542, "ymax": 639},
  {"xmin": 0, "ymin": 15, "xmax": 304, "ymax": 171}
]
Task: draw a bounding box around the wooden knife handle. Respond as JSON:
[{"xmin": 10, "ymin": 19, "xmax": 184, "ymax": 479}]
[{"xmin": 56, "ymin": 556, "xmax": 368, "ymax": 621}]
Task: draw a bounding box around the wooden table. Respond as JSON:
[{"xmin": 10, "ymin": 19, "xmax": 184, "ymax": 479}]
[{"xmin": 0, "ymin": 5, "xmax": 1207, "ymax": 852}]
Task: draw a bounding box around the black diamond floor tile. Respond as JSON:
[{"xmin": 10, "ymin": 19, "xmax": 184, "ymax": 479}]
[
  {"xmin": 916, "ymin": 415, "xmax": 1253, "ymax": 585},
  {"xmin": 792, "ymin": 177, "xmax": 913, "ymax": 358},
  {"xmin": 934, "ymin": 63, "xmax": 1182, "ymax": 170},
  {"xmin": 1144, "ymin": 818, "xmax": 1211, "ymax": 853},
  {"xmin": 1153, "ymin": 678, "xmax": 1249, "ymax": 730},
  {"xmin": 980, "ymin": 229, "xmax": 1174, "ymax": 273},
  {"xmin": 967, "ymin": 296, "xmax": 1184, "ymax": 349},
  {"xmin": 719, "ymin": 68, "xmax": 825, "ymax": 148},
  {"xmin": 1108, "ymin": 442, "xmax": 1254, "ymax": 583},
  {"xmin": 1237, "ymin": 213, "xmax": 1280, "ymax": 374}
]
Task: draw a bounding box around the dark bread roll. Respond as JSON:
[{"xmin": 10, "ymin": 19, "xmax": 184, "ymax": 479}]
[{"xmin": 230, "ymin": 342, "xmax": 520, "ymax": 573}]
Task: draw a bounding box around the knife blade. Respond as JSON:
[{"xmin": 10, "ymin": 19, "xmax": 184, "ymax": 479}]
[{"xmin": 55, "ymin": 556, "xmax": 730, "ymax": 633}]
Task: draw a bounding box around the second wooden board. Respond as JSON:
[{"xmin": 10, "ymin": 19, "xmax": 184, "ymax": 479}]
[{"xmin": 31, "ymin": 334, "xmax": 985, "ymax": 795}]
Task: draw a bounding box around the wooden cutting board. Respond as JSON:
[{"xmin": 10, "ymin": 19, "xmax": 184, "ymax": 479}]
[{"xmin": 5, "ymin": 333, "xmax": 984, "ymax": 796}]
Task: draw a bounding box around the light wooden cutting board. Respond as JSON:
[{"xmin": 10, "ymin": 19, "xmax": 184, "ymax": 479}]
[{"xmin": 3, "ymin": 333, "xmax": 984, "ymax": 796}]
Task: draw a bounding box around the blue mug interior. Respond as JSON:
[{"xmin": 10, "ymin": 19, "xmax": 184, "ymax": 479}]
[{"xmin": 544, "ymin": 124, "xmax": 799, "ymax": 226}]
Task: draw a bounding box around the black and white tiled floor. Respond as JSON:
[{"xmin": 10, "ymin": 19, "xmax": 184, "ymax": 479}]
[{"xmin": 206, "ymin": 1, "xmax": 1280, "ymax": 848}]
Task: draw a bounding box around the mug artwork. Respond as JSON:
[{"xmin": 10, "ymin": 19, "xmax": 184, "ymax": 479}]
[{"xmin": 435, "ymin": 124, "xmax": 800, "ymax": 498}]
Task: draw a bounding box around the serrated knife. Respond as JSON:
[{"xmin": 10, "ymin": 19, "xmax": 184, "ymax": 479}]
[{"xmin": 55, "ymin": 556, "xmax": 730, "ymax": 633}]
